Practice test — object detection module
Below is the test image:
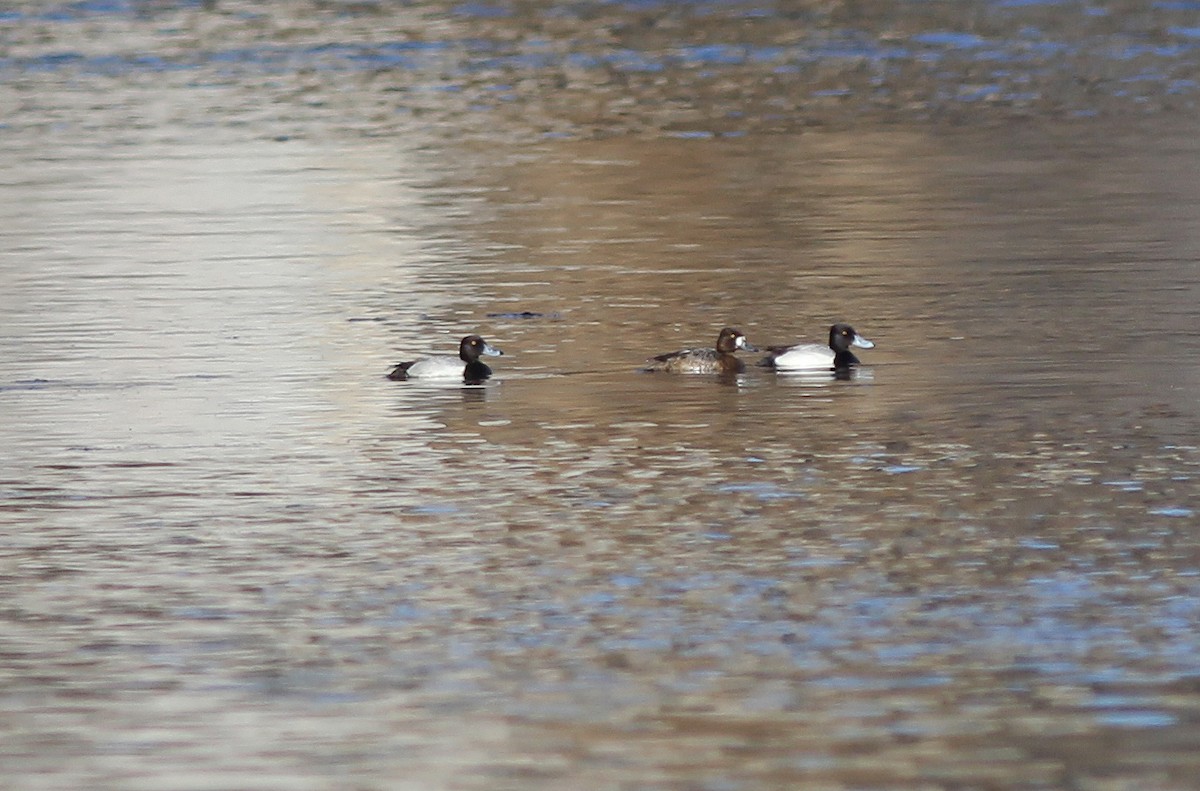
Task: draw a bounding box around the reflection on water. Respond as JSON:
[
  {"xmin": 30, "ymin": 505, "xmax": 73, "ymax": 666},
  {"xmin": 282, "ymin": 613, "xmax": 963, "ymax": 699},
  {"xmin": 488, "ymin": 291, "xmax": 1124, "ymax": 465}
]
[
  {"xmin": 3, "ymin": 0, "xmax": 1200, "ymax": 137},
  {"xmin": 3, "ymin": 122, "xmax": 1200, "ymax": 788},
  {"xmin": 4, "ymin": 45, "xmax": 1200, "ymax": 791}
]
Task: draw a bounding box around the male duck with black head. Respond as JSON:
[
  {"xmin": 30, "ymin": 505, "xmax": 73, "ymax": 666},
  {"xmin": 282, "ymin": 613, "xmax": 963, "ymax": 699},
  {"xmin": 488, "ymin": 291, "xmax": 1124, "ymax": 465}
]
[
  {"xmin": 759, "ymin": 323, "xmax": 874, "ymax": 373},
  {"xmin": 387, "ymin": 334, "xmax": 504, "ymax": 384},
  {"xmin": 642, "ymin": 327, "xmax": 758, "ymax": 375}
]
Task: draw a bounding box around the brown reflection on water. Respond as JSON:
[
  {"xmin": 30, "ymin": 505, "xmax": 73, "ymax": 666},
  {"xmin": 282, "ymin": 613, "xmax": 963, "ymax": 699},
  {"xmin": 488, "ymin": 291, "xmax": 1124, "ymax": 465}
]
[
  {"xmin": 421, "ymin": 123, "xmax": 1200, "ymax": 431},
  {"xmin": 444, "ymin": 131, "xmax": 933, "ymax": 345},
  {"xmin": 363, "ymin": 122, "xmax": 1200, "ymax": 786},
  {"xmin": 3, "ymin": 119, "xmax": 1200, "ymax": 789}
]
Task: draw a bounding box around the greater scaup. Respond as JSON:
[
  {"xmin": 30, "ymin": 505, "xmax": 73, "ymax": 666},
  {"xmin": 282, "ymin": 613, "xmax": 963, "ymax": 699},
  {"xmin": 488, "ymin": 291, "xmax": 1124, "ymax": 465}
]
[
  {"xmin": 642, "ymin": 327, "xmax": 758, "ymax": 375},
  {"xmin": 387, "ymin": 335, "xmax": 503, "ymax": 383},
  {"xmin": 759, "ymin": 323, "xmax": 874, "ymax": 372}
]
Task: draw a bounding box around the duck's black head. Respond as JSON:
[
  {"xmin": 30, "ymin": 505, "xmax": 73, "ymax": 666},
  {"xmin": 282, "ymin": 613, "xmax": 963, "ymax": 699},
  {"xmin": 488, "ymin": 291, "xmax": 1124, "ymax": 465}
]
[
  {"xmin": 828, "ymin": 323, "xmax": 874, "ymax": 354},
  {"xmin": 459, "ymin": 335, "xmax": 504, "ymax": 363}
]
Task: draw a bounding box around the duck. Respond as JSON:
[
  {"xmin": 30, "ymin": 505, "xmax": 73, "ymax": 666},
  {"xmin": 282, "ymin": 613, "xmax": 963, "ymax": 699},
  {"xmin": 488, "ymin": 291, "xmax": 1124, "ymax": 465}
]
[
  {"xmin": 642, "ymin": 327, "xmax": 758, "ymax": 375},
  {"xmin": 387, "ymin": 335, "xmax": 503, "ymax": 383},
  {"xmin": 759, "ymin": 323, "xmax": 874, "ymax": 372}
]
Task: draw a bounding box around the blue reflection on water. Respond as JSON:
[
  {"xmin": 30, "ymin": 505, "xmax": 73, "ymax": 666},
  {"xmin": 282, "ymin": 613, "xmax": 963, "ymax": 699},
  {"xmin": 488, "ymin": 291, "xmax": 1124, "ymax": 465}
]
[
  {"xmin": 1150, "ymin": 506, "xmax": 1195, "ymax": 517},
  {"xmin": 2, "ymin": 26, "xmax": 1195, "ymax": 100},
  {"xmin": 7, "ymin": 0, "xmax": 209, "ymax": 22},
  {"xmin": 1095, "ymin": 710, "xmax": 1178, "ymax": 728},
  {"xmin": 912, "ymin": 32, "xmax": 989, "ymax": 49}
]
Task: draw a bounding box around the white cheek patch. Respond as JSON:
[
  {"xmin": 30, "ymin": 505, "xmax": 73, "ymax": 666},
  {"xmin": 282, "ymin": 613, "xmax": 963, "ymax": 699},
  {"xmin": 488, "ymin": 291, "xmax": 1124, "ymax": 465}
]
[{"xmin": 736, "ymin": 335, "xmax": 748, "ymax": 349}]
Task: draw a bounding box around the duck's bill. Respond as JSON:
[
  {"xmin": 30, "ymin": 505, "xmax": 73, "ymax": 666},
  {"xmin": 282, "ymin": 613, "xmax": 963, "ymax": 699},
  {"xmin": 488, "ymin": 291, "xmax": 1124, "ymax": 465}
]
[
  {"xmin": 851, "ymin": 335, "xmax": 875, "ymax": 350},
  {"xmin": 736, "ymin": 338, "xmax": 759, "ymax": 352},
  {"xmin": 481, "ymin": 343, "xmax": 504, "ymax": 357}
]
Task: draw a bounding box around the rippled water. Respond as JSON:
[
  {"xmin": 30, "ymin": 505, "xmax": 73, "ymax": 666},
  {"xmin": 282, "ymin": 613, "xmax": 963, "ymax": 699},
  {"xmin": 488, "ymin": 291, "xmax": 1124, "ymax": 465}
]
[{"xmin": 4, "ymin": 2, "xmax": 1200, "ymax": 790}]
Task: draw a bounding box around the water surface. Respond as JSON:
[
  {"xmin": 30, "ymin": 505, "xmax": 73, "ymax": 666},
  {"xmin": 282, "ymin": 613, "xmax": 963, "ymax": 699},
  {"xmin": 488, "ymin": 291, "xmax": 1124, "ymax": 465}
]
[{"xmin": 3, "ymin": 2, "xmax": 1200, "ymax": 790}]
